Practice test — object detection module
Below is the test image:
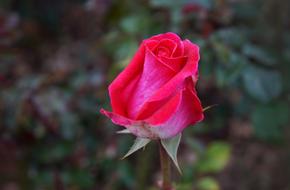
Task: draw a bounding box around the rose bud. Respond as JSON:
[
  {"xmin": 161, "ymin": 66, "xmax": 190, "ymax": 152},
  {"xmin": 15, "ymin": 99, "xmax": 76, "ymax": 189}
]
[{"xmin": 100, "ymin": 32, "xmax": 204, "ymax": 139}]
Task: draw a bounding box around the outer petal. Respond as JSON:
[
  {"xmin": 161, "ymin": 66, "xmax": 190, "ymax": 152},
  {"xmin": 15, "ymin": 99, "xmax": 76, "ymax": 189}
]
[
  {"xmin": 153, "ymin": 88, "xmax": 204, "ymax": 138},
  {"xmin": 124, "ymin": 87, "xmax": 204, "ymax": 139},
  {"xmin": 144, "ymin": 91, "xmax": 182, "ymax": 124},
  {"xmin": 108, "ymin": 42, "xmax": 145, "ymax": 117},
  {"xmin": 100, "ymin": 108, "xmax": 134, "ymax": 126}
]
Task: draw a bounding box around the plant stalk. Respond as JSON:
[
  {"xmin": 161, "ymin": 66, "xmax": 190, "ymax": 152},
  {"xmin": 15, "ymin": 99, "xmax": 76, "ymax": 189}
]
[{"xmin": 159, "ymin": 140, "xmax": 172, "ymax": 190}]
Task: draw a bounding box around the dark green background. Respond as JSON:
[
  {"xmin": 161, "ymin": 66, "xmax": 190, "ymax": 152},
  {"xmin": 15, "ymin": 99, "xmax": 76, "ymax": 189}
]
[{"xmin": 0, "ymin": 0, "xmax": 289, "ymax": 189}]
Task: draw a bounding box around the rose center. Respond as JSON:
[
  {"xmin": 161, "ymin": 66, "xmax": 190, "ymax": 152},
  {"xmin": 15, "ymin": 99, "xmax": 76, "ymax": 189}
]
[{"xmin": 156, "ymin": 47, "xmax": 171, "ymax": 57}]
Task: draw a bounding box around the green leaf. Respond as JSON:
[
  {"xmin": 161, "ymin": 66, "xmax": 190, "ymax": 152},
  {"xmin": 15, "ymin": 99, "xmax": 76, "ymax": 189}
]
[
  {"xmin": 120, "ymin": 14, "xmax": 151, "ymax": 35},
  {"xmin": 150, "ymin": 0, "xmax": 183, "ymax": 7},
  {"xmin": 161, "ymin": 133, "xmax": 182, "ymax": 174},
  {"xmin": 67, "ymin": 169, "xmax": 94, "ymax": 189},
  {"xmin": 122, "ymin": 137, "xmax": 151, "ymax": 159},
  {"xmin": 150, "ymin": 0, "xmax": 212, "ymax": 9},
  {"xmin": 213, "ymin": 28, "xmax": 246, "ymax": 48},
  {"xmin": 118, "ymin": 162, "xmax": 135, "ymax": 187},
  {"xmin": 242, "ymin": 65, "xmax": 282, "ymax": 102},
  {"xmin": 35, "ymin": 142, "xmax": 73, "ymax": 163},
  {"xmin": 252, "ymin": 103, "xmax": 289, "ymax": 142},
  {"xmin": 175, "ymin": 183, "xmax": 193, "ymax": 190},
  {"xmin": 243, "ymin": 44, "xmax": 277, "ymax": 66},
  {"xmin": 196, "ymin": 142, "xmax": 231, "ymax": 173},
  {"xmin": 196, "ymin": 177, "xmax": 220, "ymax": 190}
]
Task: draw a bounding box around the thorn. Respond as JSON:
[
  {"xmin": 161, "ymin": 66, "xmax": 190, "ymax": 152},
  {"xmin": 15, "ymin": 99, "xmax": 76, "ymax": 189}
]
[{"xmin": 203, "ymin": 104, "xmax": 218, "ymax": 112}]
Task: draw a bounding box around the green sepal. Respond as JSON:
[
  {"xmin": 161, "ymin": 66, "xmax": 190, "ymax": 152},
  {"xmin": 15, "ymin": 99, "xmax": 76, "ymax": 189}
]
[
  {"xmin": 116, "ymin": 129, "xmax": 131, "ymax": 134},
  {"xmin": 161, "ymin": 133, "xmax": 182, "ymax": 174},
  {"xmin": 122, "ymin": 137, "xmax": 151, "ymax": 159}
]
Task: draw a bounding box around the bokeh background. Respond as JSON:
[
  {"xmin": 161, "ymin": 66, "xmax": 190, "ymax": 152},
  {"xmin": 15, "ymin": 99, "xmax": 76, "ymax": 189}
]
[{"xmin": 0, "ymin": 0, "xmax": 290, "ymax": 189}]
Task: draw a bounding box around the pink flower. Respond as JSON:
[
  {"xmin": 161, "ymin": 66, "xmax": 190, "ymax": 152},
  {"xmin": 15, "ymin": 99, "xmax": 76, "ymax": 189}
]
[{"xmin": 100, "ymin": 32, "xmax": 204, "ymax": 139}]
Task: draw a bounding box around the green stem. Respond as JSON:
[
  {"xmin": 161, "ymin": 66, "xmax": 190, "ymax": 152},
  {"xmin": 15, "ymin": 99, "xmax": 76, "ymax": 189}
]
[{"xmin": 159, "ymin": 140, "xmax": 172, "ymax": 190}]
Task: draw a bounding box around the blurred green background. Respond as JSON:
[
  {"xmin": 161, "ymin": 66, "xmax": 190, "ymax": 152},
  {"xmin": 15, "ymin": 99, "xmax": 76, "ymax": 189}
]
[{"xmin": 0, "ymin": 0, "xmax": 289, "ymax": 189}]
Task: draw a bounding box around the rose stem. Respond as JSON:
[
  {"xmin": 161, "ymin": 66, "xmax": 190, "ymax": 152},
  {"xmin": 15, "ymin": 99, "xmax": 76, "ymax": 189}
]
[{"xmin": 159, "ymin": 140, "xmax": 172, "ymax": 190}]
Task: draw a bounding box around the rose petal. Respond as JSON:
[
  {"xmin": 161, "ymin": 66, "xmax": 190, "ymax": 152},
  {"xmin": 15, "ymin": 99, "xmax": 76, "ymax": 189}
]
[
  {"xmin": 183, "ymin": 39, "xmax": 200, "ymax": 79},
  {"xmin": 147, "ymin": 32, "xmax": 184, "ymax": 58},
  {"xmin": 159, "ymin": 56, "xmax": 187, "ymax": 72},
  {"xmin": 108, "ymin": 43, "xmax": 146, "ymax": 117},
  {"xmin": 153, "ymin": 87, "xmax": 204, "ymax": 138},
  {"xmin": 100, "ymin": 108, "xmax": 134, "ymax": 126},
  {"xmin": 121, "ymin": 87, "xmax": 203, "ymax": 139},
  {"xmin": 128, "ymin": 47, "xmax": 176, "ymax": 118},
  {"xmin": 149, "ymin": 32, "xmax": 181, "ymax": 43},
  {"xmin": 153, "ymin": 39, "xmax": 177, "ymax": 57},
  {"xmin": 143, "ymin": 91, "xmax": 182, "ymax": 124},
  {"xmin": 150, "ymin": 40, "xmax": 199, "ymax": 103},
  {"xmin": 144, "ymin": 39, "xmax": 159, "ymax": 50},
  {"xmin": 136, "ymin": 77, "xmax": 199, "ymax": 125},
  {"xmin": 134, "ymin": 40, "xmax": 199, "ymax": 119},
  {"xmin": 172, "ymin": 40, "xmax": 185, "ymax": 57}
]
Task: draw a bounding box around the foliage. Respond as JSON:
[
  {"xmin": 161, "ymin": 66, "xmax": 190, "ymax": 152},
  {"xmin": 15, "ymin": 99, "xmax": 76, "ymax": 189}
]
[{"xmin": 0, "ymin": 0, "xmax": 289, "ymax": 189}]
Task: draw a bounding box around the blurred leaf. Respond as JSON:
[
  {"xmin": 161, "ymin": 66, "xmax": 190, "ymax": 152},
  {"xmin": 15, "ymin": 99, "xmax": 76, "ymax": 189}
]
[
  {"xmin": 34, "ymin": 124, "xmax": 46, "ymax": 138},
  {"xmin": 232, "ymin": 2, "xmax": 259, "ymax": 20},
  {"xmin": 212, "ymin": 41, "xmax": 230, "ymax": 64},
  {"xmin": 0, "ymin": 0, "xmax": 11, "ymax": 8},
  {"xmin": 175, "ymin": 183, "xmax": 193, "ymax": 190},
  {"xmin": 114, "ymin": 39, "xmax": 138, "ymax": 68},
  {"xmin": 35, "ymin": 142, "xmax": 73, "ymax": 163},
  {"xmin": 33, "ymin": 170, "xmax": 53, "ymax": 188},
  {"xmin": 190, "ymin": 0, "xmax": 213, "ymax": 9},
  {"xmin": 252, "ymin": 102, "xmax": 289, "ymax": 142},
  {"xmin": 185, "ymin": 137, "xmax": 204, "ymax": 154},
  {"xmin": 60, "ymin": 112, "xmax": 79, "ymax": 139},
  {"xmin": 118, "ymin": 161, "xmax": 135, "ymax": 187},
  {"xmin": 66, "ymin": 169, "xmax": 94, "ymax": 189},
  {"xmin": 161, "ymin": 133, "xmax": 182, "ymax": 173},
  {"xmin": 150, "ymin": 0, "xmax": 212, "ymax": 9},
  {"xmin": 150, "ymin": 0, "xmax": 183, "ymax": 7},
  {"xmin": 243, "ymin": 44, "xmax": 277, "ymax": 66},
  {"xmin": 120, "ymin": 16, "xmax": 140, "ymax": 34},
  {"xmin": 212, "ymin": 28, "xmax": 246, "ymax": 48},
  {"xmin": 1, "ymin": 89, "xmax": 24, "ymax": 129},
  {"xmin": 196, "ymin": 142, "xmax": 231, "ymax": 173},
  {"xmin": 200, "ymin": 48, "xmax": 214, "ymax": 77},
  {"xmin": 120, "ymin": 14, "xmax": 151, "ymax": 35},
  {"xmin": 122, "ymin": 137, "xmax": 151, "ymax": 159},
  {"xmin": 149, "ymin": 0, "xmax": 213, "ymax": 31},
  {"xmin": 242, "ymin": 65, "xmax": 282, "ymax": 102},
  {"xmin": 196, "ymin": 177, "xmax": 220, "ymax": 190}
]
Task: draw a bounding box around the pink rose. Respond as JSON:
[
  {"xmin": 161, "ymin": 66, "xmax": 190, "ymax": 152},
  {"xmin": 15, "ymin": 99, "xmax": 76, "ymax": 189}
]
[{"xmin": 100, "ymin": 32, "xmax": 204, "ymax": 139}]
